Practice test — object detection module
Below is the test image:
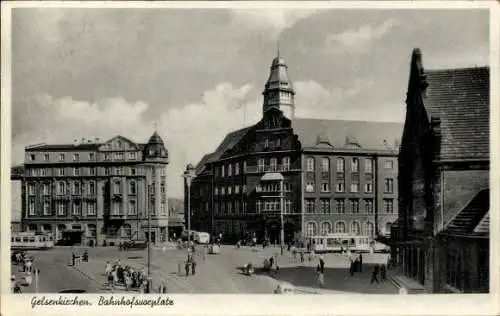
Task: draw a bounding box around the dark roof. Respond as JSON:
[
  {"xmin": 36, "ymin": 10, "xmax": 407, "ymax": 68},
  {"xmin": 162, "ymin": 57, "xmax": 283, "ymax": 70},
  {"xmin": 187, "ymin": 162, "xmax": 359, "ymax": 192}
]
[
  {"xmin": 442, "ymin": 189, "xmax": 489, "ymax": 237},
  {"xmin": 194, "ymin": 119, "xmax": 402, "ymax": 174},
  {"xmin": 293, "ymin": 118, "xmax": 403, "ymax": 150},
  {"xmin": 423, "ymin": 67, "xmax": 489, "ymax": 160},
  {"xmin": 147, "ymin": 131, "xmax": 164, "ymax": 145},
  {"xmin": 26, "ymin": 143, "xmax": 100, "ymax": 151}
]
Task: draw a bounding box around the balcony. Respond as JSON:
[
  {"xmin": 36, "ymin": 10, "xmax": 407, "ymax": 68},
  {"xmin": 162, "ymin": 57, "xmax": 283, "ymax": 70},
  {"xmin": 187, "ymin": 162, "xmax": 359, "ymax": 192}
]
[{"xmin": 108, "ymin": 213, "xmax": 127, "ymax": 220}]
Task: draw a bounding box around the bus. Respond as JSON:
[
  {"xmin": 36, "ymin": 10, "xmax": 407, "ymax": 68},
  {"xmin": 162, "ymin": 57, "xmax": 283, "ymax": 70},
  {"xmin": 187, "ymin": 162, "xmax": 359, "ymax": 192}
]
[
  {"xmin": 11, "ymin": 232, "xmax": 55, "ymax": 250},
  {"xmin": 180, "ymin": 231, "xmax": 211, "ymax": 244},
  {"xmin": 308, "ymin": 233, "xmax": 374, "ymax": 253}
]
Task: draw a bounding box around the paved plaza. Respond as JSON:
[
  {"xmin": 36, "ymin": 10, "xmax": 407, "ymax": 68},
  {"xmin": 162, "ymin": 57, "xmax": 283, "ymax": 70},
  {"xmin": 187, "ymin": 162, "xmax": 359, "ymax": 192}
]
[{"xmin": 11, "ymin": 245, "xmax": 397, "ymax": 294}]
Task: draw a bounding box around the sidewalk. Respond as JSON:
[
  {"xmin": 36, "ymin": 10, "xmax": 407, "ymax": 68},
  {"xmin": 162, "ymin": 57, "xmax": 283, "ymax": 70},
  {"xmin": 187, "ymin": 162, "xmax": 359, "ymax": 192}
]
[{"xmin": 386, "ymin": 266, "xmax": 427, "ymax": 294}]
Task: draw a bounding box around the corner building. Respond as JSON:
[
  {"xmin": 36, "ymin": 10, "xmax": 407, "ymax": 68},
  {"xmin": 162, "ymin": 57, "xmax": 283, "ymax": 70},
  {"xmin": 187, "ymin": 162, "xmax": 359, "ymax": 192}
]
[
  {"xmin": 13, "ymin": 133, "xmax": 169, "ymax": 246},
  {"xmin": 189, "ymin": 53, "xmax": 403, "ymax": 244}
]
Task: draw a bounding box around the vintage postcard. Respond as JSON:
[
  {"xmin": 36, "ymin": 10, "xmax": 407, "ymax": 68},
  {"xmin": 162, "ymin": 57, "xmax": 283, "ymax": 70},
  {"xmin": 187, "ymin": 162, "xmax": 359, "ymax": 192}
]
[{"xmin": 1, "ymin": 1, "xmax": 499, "ymax": 316}]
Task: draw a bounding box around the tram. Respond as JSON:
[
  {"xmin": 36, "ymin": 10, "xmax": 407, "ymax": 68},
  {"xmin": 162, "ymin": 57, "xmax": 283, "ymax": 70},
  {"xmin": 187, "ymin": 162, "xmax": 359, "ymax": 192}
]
[
  {"xmin": 308, "ymin": 233, "xmax": 375, "ymax": 253},
  {"xmin": 11, "ymin": 232, "xmax": 55, "ymax": 250}
]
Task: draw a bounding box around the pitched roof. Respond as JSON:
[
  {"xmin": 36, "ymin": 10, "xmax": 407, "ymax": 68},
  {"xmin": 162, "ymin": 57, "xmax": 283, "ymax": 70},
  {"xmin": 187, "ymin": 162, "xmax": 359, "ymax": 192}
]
[
  {"xmin": 25, "ymin": 142, "xmax": 147, "ymax": 151},
  {"xmin": 442, "ymin": 189, "xmax": 489, "ymax": 237},
  {"xmin": 293, "ymin": 118, "xmax": 403, "ymax": 151},
  {"xmin": 194, "ymin": 119, "xmax": 403, "ymax": 173},
  {"xmin": 423, "ymin": 67, "xmax": 489, "ymax": 160},
  {"xmin": 195, "ymin": 126, "xmax": 252, "ymax": 175}
]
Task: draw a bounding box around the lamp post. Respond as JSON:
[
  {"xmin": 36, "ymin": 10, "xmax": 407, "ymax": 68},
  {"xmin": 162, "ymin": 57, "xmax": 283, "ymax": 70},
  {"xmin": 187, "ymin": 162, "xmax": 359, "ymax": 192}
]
[
  {"xmin": 183, "ymin": 164, "xmax": 196, "ymax": 259},
  {"xmin": 147, "ymin": 184, "xmax": 153, "ymax": 293},
  {"xmin": 280, "ymin": 179, "xmax": 285, "ymax": 251}
]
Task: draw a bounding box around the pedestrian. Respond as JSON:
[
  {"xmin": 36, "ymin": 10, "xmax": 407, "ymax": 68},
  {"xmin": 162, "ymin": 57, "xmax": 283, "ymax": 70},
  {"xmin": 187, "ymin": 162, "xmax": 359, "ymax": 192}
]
[
  {"xmin": 162, "ymin": 281, "xmax": 168, "ymax": 293},
  {"xmin": 125, "ymin": 273, "xmax": 132, "ymax": 291},
  {"xmin": 354, "ymin": 254, "xmax": 360, "ymax": 273},
  {"xmin": 359, "ymin": 253, "xmax": 363, "ymax": 272},
  {"xmin": 112, "ymin": 268, "xmax": 118, "ymax": 287},
  {"xmin": 105, "ymin": 261, "xmax": 112, "ymax": 276},
  {"xmin": 370, "ymin": 265, "xmax": 380, "ymax": 284},
  {"xmin": 269, "ymin": 256, "xmax": 274, "ymax": 268},
  {"xmin": 319, "ymin": 256, "xmax": 325, "ymax": 274},
  {"xmin": 380, "ymin": 264, "xmax": 387, "ymax": 281},
  {"xmin": 185, "ymin": 261, "xmax": 190, "ymax": 277},
  {"xmin": 300, "ymin": 250, "xmax": 304, "ymax": 263},
  {"xmin": 349, "ymin": 256, "xmax": 355, "ymax": 276},
  {"xmin": 191, "ymin": 258, "xmax": 197, "ymax": 275},
  {"xmin": 203, "ymin": 248, "xmax": 207, "ymax": 262},
  {"xmin": 316, "ymin": 264, "xmax": 324, "ymax": 288},
  {"xmin": 107, "ymin": 270, "xmax": 114, "ymax": 290},
  {"xmin": 25, "ymin": 272, "xmax": 33, "ymax": 286}
]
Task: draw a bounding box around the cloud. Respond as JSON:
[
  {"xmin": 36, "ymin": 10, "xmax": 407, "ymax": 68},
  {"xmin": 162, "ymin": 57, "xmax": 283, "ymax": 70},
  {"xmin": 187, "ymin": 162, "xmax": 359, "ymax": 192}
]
[
  {"xmin": 12, "ymin": 83, "xmax": 261, "ymax": 198},
  {"xmin": 230, "ymin": 9, "xmax": 316, "ymax": 38},
  {"xmin": 324, "ymin": 18, "xmax": 399, "ymax": 53}
]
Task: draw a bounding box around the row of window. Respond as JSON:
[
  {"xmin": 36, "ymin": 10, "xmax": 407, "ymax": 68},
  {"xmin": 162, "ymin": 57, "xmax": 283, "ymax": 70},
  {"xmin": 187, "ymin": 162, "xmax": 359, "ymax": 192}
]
[
  {"xmin": 305, "ymin": 178, "xmax": 394, "ymax": 194},
  {"xmin": 305, "ymin": 220, "xmax": 376, "ymax": 237},
  {"xmin": 28, "ymin": 181, "xmax": 97, "ymax": 196},
  {"xmin": 27, "ymin": 200, "xmax": 167, "ymax": 217},
  {"xmin": 27, "ymin": 166, "xmax": 141, "ymax": 177},
  {"xmin": 305, "ymin": 157, "xmax": 394, "ymax": 173},
  {"xmin": 29, "ymin": 151, "xmax": 141, "ymax": 162},
  {"xmin": 215, "ymin": 185, "xmax": 247, "ymax": 195},
  {"xmin": 256, "ymin": 200, "xmax": 293, "ymax": 213},
  {"xmin": 305, "ymin": 198, "xmax": 394, "ymax": 214},
  {"xmin": 214, "ymin": 201, "xmax": 248, "ymax": 214}
]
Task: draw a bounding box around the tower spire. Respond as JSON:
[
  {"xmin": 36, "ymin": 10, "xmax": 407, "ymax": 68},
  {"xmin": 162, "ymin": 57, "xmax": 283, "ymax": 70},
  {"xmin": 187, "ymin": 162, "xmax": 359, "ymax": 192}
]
[{"xmin": 277, "ymin": 41, "xmax": 280, "ymax": 58}]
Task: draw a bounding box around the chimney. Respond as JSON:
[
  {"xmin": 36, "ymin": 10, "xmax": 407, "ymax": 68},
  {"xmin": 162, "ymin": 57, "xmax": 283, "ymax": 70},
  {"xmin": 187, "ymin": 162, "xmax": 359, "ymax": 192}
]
[
  {"xmin": 73, "ymin": 139, "xmax": 79, "ymax": 146},
  {"xmin": 95, "ymin": 137, "xmax": 100, "ymax": 143},
  {"xmin": 81, "ymin": 137, "xmax": 86, "ymax": 144}
]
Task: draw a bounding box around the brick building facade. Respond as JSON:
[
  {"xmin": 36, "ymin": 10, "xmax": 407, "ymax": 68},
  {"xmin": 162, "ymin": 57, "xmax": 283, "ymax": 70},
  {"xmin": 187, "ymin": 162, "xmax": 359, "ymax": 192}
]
[
  {"xmin": 187, "ymin": 53, "xmax": 403, "ymax": 244},
  {"xmin": 11, "ymin": 133, "xmax": 170, "ymax": 246},
  {"xmin": 392, "ymin": 48, "xmax": 489, "ymax": 293}
]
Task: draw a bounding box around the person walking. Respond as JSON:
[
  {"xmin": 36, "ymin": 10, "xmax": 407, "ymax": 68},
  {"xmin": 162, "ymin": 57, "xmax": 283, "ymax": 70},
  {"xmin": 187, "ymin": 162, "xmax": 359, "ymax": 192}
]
[
  {"xmin": 380, "ymin": 264, "xmax": 387, "ymax": 281},
  {"xmin": 319, "ymin": 256, "xmax": 325, "ymax": 274},
  {"xmin": 191, "ymin": 258, "xmax": 197, "ymax": 275},
  {"xmin": 105, "ymin": 261, "xmax": 112, "ymax": 276},
  {"xmin": 184, "ymin": 261, "xmax": 190, "ymax": 277},
  {"xmin": 349, "ymin": 254, "xmax": 355, "ymax": 276},
  {"xmin": 300, "ymin": 250, "xmax": 304, "ymax": 263},
  {"xmin": 124, "ymin": 273, "xmax": 132, "ymax": 291},
  {"xmin": 359, "ymin": 253, "xmax": 363, "ymax": 272},
  {"xmin": 354, "ymin": 254, "xmax": 360, "ymax": 273},
  {"xmin": 370, "ymin": 265, "xmax": 380, "ymax": 284}
]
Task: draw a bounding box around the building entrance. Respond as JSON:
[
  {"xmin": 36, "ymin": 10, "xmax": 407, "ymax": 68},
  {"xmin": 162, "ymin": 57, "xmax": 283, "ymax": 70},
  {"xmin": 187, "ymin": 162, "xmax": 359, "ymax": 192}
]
[
  {"xmin": 145, "ymin": 231, "xmax": 156, "ymax": 244},
  {"xmin": 60, "ymin": 231, "xmax": 83, "ymax": 246}
]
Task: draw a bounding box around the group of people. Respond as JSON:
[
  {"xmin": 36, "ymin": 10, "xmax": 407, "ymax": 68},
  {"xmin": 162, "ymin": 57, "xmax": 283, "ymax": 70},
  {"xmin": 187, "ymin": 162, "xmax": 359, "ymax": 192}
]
[
  {"xmin": 348, "ymin": 251, "xmax": 364, "ymax": 276},
  {"xmin": 105, "ymin": 260, "xmax": 162, "ymax": 292},
  {"xmin": 71, "ymin": 250, "xmax": 89, "ymax": 266},
  {"xmin": 369, "ymin": 264, "xmax": 387, "ymax": 284},
  {"xmin": 11, "ymin": 251, "xmax": 39, "ymax": 293}
]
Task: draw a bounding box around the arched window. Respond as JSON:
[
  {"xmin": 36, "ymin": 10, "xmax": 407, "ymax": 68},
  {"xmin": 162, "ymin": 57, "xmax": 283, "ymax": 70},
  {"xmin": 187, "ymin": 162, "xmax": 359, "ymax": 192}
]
[
  {"xmin": 321, "ymin": 221, "xmax": 332, "ymax": 235},
  {"xmin": 306, "ymin": 222, "xmax": 317, "ymax": 237},
  {"xmin": 385, "ymin": 222, "xmax": 392, "ymax": 234},
  {"xmin": 121, "ymin": 224, "xmax": 132, "ymax": 238},
  {"xmin": 365, "ymin": 221, "xmax": 375, "ymax": 237},
  {"xmin": 335, "ymin": 221, "xmax": 346, "ymax": 233},
  {"xmin": 351, "ymin": 221, "xmax": 361, "ymax": 235}
]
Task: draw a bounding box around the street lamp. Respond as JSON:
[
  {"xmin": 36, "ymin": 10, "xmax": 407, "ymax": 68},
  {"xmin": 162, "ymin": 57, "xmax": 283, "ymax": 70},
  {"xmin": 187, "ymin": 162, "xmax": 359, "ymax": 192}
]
[
  {"xmin": 147, "ymin": 183, "xmax": 153, "ymax": 293},
  {"xmin": 183, "ymin": 164, "xmax": 196, "ymax": 258}
]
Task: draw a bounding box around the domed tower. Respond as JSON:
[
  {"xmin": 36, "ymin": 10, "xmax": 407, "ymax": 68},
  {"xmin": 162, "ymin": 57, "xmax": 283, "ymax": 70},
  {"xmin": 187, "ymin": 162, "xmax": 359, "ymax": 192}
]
[
  {"xmin": 262, "ymin": 48, "xmax": 296, "ymax": 122},
  {"xmin": 142, "ymin": 131, "xmax": 169, "ymax": 243}
]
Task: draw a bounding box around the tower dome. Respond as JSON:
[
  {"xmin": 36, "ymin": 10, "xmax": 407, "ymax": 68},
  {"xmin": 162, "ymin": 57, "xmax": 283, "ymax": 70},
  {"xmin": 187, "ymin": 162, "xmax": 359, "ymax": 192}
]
[
  {"xmin": 143, "ymin": 131, "xmax": 168, "ymax": 160},
  {"xmin": 262, "ymin": 48, "xmax": 295, "ymax": 122}
]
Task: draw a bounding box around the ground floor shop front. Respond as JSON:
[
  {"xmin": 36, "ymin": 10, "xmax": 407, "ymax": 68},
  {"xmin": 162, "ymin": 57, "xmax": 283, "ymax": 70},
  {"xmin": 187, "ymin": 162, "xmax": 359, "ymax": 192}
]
[{"xmin": 213, "ymin": 214, "xmax": 301, "ymax": 244}]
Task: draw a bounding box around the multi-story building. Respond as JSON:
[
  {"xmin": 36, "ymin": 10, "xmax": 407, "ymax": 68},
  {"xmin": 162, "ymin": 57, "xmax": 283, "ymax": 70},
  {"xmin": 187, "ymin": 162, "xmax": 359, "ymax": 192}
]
[
  {"xmin": 392, "ymin": 49, "xmax": 489, "ymax": 293},
  {"xmin": 186, "ymin": 52, "xmax": 403, "ymax": 244},
  {"xmin": 11, "ymin": 132, "xmax": 170, "ymax": 246}
]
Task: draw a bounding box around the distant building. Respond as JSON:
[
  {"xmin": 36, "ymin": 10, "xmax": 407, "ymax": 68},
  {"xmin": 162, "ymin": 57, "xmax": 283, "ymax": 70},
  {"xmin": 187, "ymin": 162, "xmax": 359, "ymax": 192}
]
[
  {"xmin": 392, "ymin": 49, "xmax": 489, "ymax": 293},
  {"xmin": 11, "ymin": 133, "xmax": 170, "ymax": 246},
  {"xmin": 186, "ymin": 52, "xmax": 403, "ymax": 244}
]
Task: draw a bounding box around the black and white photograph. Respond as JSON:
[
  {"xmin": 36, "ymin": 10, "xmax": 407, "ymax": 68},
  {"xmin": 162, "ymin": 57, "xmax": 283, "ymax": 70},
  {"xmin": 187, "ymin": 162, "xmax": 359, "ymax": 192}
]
[{"xmin": 1, "ymin": 2, "xmax": 498, "ymax": 314}]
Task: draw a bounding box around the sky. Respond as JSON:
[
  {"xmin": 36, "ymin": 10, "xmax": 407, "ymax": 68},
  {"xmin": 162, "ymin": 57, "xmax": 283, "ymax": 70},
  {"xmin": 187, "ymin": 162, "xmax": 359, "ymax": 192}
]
[{"xmin": 10, "ymin": 7, "xmax": 489, "ymax": 199}]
